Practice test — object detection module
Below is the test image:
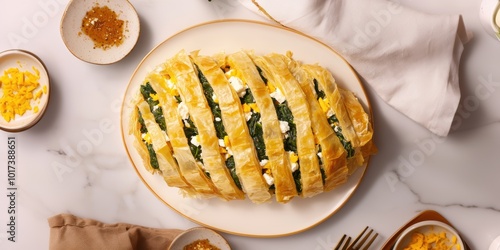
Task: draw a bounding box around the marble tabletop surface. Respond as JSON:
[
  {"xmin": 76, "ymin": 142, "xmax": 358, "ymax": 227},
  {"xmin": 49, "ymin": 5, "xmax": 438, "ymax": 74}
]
[{"xmin": 1, "ymin": 0, "xmax": 500, "ymax": 249}]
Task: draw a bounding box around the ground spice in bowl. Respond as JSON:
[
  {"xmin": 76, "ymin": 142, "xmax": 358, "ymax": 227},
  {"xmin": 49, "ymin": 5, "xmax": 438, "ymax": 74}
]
[
  {"xmin": 183, "ymin": 239, "xmax": 221, "ymax": 250},
  {"xmin": 80, "ymin": 5, "xmax": 125, "ymax": 50}
]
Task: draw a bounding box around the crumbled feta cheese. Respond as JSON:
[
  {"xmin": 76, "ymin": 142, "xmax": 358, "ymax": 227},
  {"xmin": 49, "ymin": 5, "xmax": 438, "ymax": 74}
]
[
  {"xmin": 263, "ymin": 173, "xmax": 274, "ymax": 186},
  {"xmin": 215, "ymin": 117, "xmax": 221, "ymax": 122},
  {"xmin": 190, "ymin": 135, "xmax": 200, "ymax": 147},
  {"xmin": 218, "ymin": 139, "xmax": 225, "ymax": 147},
  {"xmin": 245, "ymin": 112, "xmax": 253, "ymax": 121},
  {"xmin": 334, "ymin": 126, "xmax": 341, "ymax": 133},
  {"xmin": 326, "ymin": 108, "xmax": 334, "ymax": 118},
  {"xmin": 152, "ymin": 105, "xmax": 159, "ymax": 112},
  {"xmin": 317, "ymin": 152, "xmax": 323, "ymax": 160},
  {"xmin": 228, "ymin": 76, "xmax": 247, "ymax": 98},
  {"xmin": 177, "ymin": 102, "xmax": 189, "ymax": 120},
  {"xmin": 290, "ymin": 163, "xmax": 298, "ymax": 172},
  {"xmin": 259, "ymin": 159, "xmax": 269, "ymax": 167},
  {"xmin": 184, "ymin": 120, "xmax": 191, "ymax": 128},
  {"xmin": 279, "ymin": 121, "xmax": 290, "ymax": 134},
  {"xmin": 270, "ymin": 88, "xmax": 286, "ymax": 104}
]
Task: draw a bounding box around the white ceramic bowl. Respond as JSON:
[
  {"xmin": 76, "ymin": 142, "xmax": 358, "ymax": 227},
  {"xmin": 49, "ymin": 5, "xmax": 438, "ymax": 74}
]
[
  {"xmin": 60, "ymin": 0, "xmax": 140, "ymax": 64},
  {"xmin": 479, "ymin": 0, "xmax": 500, "ymax": 41},
  {"xmin": 168, "ymin": 227, "xmax": 231, "ymax": 250},
  {"xmin": 0, "ymin": 49, "xmax": 50, "ymax": 132},
  {"xmin": 394, "ymin": 220, "xmax": 464, "ymax": 250}
]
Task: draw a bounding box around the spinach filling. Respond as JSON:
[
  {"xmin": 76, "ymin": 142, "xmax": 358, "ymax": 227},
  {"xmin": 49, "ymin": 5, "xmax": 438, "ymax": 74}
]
[
  {"xmin": 274, "ymin": 99, "xmax": 300, "ymax": 192},
  {"xmin": 256, "ymin": 66, "xmax": 300, "ymax": 192},
  {"xmin": 240, "ymin": 86, "xmax": 271, "ymax": 189},
  {"xmin": 314, "ymin": 79, "xmax": 355, "ymax": 158},
  {"xmin": 137, "ymin": 109, "xmax": 159, "ymax": 170},
  {"xmin": 273, "ymin": 100, "xmax": 297, "ymax": 152},
  {"xmin": 196, "ymin": 65, "xmax": 226, "ymax": 139},
  {"xmin": 140, "ymin": 83, "xmax": 166, "ymax": 131},
  {"xmin": 292, "ymin": 168, "xmax": 302, "ymax": 193},
  {"xmin": 195, "ymin": 65, "xmax": 242, "ymax": 189},
  {"xmin": 225, "ymin": 156, "xmax": 242, "ymax": 190},
  {"xmin": 241, "ymin": 89, "xmax": 268, "ymax": 162},
  {"xmin": 317, "ymin": 144, "xmax": 326, "ymax": 185},
  {"xmin": 170, "ymin": 86, "xmax": 203, "ymax": 163}
]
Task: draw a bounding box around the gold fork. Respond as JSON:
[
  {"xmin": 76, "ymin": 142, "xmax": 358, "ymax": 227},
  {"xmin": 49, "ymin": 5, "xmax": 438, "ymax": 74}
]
[
  {"xmin": 334, "ymin": 227, "xmax": 378, "ymax": 250},
  {"xmin": 334, "ymin": 234, "xmax": 351, "ymax": 250},
  {"xmin": 347, "ymin": 226, "xmax": 378, "ymax": 250}
]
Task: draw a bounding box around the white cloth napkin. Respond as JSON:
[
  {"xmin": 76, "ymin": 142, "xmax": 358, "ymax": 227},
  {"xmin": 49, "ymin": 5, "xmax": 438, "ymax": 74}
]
[{"xmin": 237, "ymin": 0, "xmax": 471, "ymax": 136}]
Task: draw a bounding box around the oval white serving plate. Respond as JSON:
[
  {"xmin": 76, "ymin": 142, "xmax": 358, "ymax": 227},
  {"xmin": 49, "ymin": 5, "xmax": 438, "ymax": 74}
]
[{"xmin": 121, "ymin": 19, "xmax": 372, "ymax": 237}]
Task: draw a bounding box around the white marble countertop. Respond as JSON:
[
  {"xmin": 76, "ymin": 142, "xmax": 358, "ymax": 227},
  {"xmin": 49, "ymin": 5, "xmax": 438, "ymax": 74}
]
[{"xmin": 1, "ymin": 0, "xmax": 500, "ymax": 249}]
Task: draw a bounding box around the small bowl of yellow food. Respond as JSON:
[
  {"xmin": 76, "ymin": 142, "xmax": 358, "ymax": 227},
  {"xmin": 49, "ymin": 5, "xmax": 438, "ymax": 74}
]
[
  {"xmin": 394, "ymin": 220, "xmax": 464, "ymax": 250},
  {"xmin": 0, "ymin": 49, "xmax": 50, "ymax": 132}
]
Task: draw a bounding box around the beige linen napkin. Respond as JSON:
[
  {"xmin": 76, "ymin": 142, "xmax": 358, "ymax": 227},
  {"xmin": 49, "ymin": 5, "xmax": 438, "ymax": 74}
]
[
  {"xmin": 238, "ymin": 0, "xmax": 471, "ymax": 136},
  {"xmin": 48, "ymin": 214, "xmax": 183, "ymax": 250}
]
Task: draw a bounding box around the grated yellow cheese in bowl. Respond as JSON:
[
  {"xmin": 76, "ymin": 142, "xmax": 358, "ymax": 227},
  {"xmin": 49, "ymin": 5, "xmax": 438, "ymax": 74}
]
[
  {"xmin": 403, "ymin": 226, "xmax": 461, "ymax": 250},
  {"xmin": 0, "ymin": 65, "xmax": 46, "ymax": 122},
  {"xmin": 395, "ymin": 221, "xmax": 464, "ymax": 250},
  {"xmin": 404, "ymin": 230, "xmax": 460, "ymax": 250}
]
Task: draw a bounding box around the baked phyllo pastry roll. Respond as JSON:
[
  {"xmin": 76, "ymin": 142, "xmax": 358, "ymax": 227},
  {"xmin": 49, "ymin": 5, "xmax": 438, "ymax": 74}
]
[
  {"xmin": 283, "ymin": 53, "xmax": 349, "ymax": 191},
  {"xmin": 250, "ymin": 53, "xmax": 324, "ymax": 198},
  {"xmin": 128, "ymin": 49, "xmax": 376, "ymax": 203}
]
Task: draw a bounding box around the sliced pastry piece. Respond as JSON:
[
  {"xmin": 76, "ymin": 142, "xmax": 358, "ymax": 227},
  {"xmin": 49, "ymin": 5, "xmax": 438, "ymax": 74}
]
[
  {"xmin": 129, "ymin": 96, "xmax": 157, "ymax": 174},
  {"xmin": 225, "ymin": 50, "xmax": 293, "ymax": 203},
  {"xmin": 339, "ymin": 88, "xmax": 377, "ymax": 161},
  {"xmin": 301, "ymin": 63, "xmax": 365, "ymax": 173},
  {"xmin": 283, "ymin": 52, "xmax": 349, "ymax": 191},
  {"xmin": 251, "ymin": 52, "xmax": 323, "ymax": 198},
  {"xmin": 165, "ymin": 50, "xmax": 245, "ymax": 201},
  {"xmin": 147, "ymin": 67, "xmax": 219, "ymax": 199},
  {"xmin": 189, "ymin": 51, "xmax": 249, "ymax": 200},
  {"xmin": 135, "ymin": 94, "xmax": 195, "ymax": 191}
]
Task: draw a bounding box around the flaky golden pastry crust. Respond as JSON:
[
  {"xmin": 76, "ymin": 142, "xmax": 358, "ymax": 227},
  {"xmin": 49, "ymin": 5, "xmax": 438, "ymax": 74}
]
[{"xmin": 128, "ymin": 49, "xmax": 375, "ymax": 203}]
